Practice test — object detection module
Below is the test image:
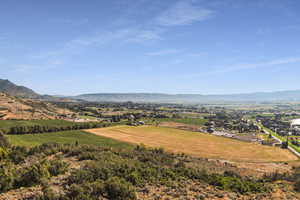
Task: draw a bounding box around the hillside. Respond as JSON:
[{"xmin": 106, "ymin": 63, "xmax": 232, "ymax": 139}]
[
  {"xmin": 0, "ymin": 93, "xmax": 72, "ymax": 120},
  {"xmin": 0, "ymin": 79, "xmax": 78, "ymax": 102},
  {"xmin": 73, "ymin": 90, "xmax": 300, "ymax": 103},
  {"xmin": 0, "ymin": 79, "xmax": 40, "ymax": 98},
  {"xmin": 2, "ymin": 136, "xmax": 300, "ymax": 200}
]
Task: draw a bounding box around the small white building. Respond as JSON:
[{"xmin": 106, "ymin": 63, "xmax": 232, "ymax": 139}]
[{"xmin": 291, "ymin": 119, "xmax": 300, "ymax": 130}]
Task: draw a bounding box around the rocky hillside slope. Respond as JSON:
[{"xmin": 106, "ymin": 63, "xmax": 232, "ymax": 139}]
[
  {"xmin": 0, "ymin": 93, "xmax": 72, "ymax": 120},
  {"xmin": 0, "ymin": 79, "xmax": 40, "ymax": 99}
]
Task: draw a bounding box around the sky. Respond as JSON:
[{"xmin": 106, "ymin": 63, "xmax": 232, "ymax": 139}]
[{"xmin": 1, "ymin": 0, "xmax": 300, "ymax": 95}]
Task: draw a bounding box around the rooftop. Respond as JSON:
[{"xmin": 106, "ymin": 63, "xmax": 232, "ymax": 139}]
[{"xmin": 291, "ymin": 119, "xmax": 300, "ymax": 126}]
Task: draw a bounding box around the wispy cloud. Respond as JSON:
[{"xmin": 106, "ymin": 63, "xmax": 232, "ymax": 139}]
[
  {"xmin": 23, "ymin": 27, "xmax": 163, "ymax": 73},
  {"xmin": 50, "ymin": 18, "xmax": 89, "ymax": 26},
  {"xmin": 69, "ymin": 29, "xmax": 162, "ymax": 47},
  {"xmin": 194, "ymin": 57, "xmax": 300, "ymax": 77},
  {"xmin": 146, "ymin": 49, "xmax": 182, "ymax": 56},
  {"xmin": 30, "ymin": 28, "xmax": 162, "ymax": 60},
  {"xmin": 156, "ymin": 0, "xmax": 214, "ymax": 26},
  {"xmin": 188, "ymin": 52, "xmax": 207, "ymax": 57},
  {"xmin": 125, "ymin": 29, "xmax": 162, "ymax": 43},
  {"xmin": 11, "ymin": 59, "xmax": 64, "ymax": 73},
  {"xmin": 25, "ymin": 1, "xmax": 215, "ymax": 72}
]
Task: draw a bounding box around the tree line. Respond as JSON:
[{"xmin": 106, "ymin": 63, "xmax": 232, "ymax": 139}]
[{"xmin": 0, "ymin": 122, "xmax": 111, "ymax": 135}]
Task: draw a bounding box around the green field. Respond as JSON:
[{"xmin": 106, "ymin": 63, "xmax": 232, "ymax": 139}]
[
  {"xmin": 0, "ymin": 119, "xmax": 76, "ymax": 129},
  {"xmin": 78, "ymin": 115, "xmax": 97, "ymax": 120},
  {"xmin": 6, "ymin": 130, "xmax": 133, "ymax": 149},
  {"xmin": 155, "ymin": 118, "xmax": 208, "ymax": 126},
  {"xmin": 0, "ymin": 119, "xmax": 106, "ymax": 135}
]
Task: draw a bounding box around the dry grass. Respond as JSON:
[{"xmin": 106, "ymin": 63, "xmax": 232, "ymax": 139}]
[
  {"xmin": 0, "ymin": 92, "xmax": 73, "ymax": 120},
  {"xmin": 87, "ymin": 125, "xmax": 298, "ymax": 162}
]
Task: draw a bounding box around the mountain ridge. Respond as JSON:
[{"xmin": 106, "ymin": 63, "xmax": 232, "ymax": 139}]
[
  {"xmin": 73, "ymin": 90, "xmax": 300, "ymax": 103},
  {"xmin": 0, "ymin": 79, "xmax": 40, "ymax": 98},
  {"xmin": 2, "ymin": 79, "xmax": 300, "ymax": 103}
]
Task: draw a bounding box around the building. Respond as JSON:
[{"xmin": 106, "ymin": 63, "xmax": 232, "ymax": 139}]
[
  {"xmin": 291, "ymin": 119, "xmax": 300, "ymax": 129},
  {"xmin": 291, "ymin": 119, "xmax": 300, "ymax": 135}
]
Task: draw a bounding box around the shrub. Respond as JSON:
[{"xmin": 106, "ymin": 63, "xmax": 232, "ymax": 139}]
[
  {"xmin": 294, "ymin": 179, "xmax": 300, "ymax": 192},
  {"xmin": 66, "ymin": 184, "xmax": 90, "ymax": 200},
  {"xmin": 104, "ymin": 177, "xmax": 136, "ymax": 200},
  {"xmin": 8, "ymin": 146, "xmax": 28, "ymax": 164},
  {"xmin": 86, "ymin": 180, "xmax": 105, "ymax": 198},
  {"xmin": 0, "ymin": 132, "xmax": 10, "ymax": 148},
  {"xmin": 0, "ymin": 147, "xmax": 8, "ymax": 160},
  {"xmin": 206, "ymin": 174, "xmax": 267, "ymax": 194},
  {"xmin": 0, "ymin": 163, "xmax": 15, "ymax": 192},
  {"xmin": 67, "ymin": 169, "xmax": 94, "ymax": 185},
  {"xmin": 48, "ymin": 159, "xmax": 69, "ymax": 176},
  {"xmin": 78, "ymin": 152, "xmax": 97, "ymax": 161},
  {"xmin": 37, "ymin": 185, "xmax": 61, "ymax": 200},
  {"xmin": 126, "ymin": 171, "xmax": 141, "ymax": 185},
  {"xmin": 15, "ymin": 161, "xmax": 50, "ymax": 187}
]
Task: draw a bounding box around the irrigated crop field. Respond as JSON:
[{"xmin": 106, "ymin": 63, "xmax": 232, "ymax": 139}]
[
  {"xmin": 156, "ymin": 118, "xmax": 208, "ymax": 126},
  {"xmin": 87, "ymin": 125, "xmax": 298, "ymax": 162},
  {"xmin": 0, "ymin": 119, "xmax": 76, "ymax": 128},
  {"xmin": 7, "ymin": 130, "xmax": 133, "ymax": 150}
]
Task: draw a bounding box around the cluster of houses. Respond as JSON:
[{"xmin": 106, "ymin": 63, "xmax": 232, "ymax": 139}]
[
  {"xmin": 202, "ymin": 112, "xmax": 263, "ymax": 143},
  {"xmin": 256, "ymin": 114, "xmax": 300, "ymax": 136},
  {"xmin": 204, "ymin": 112, "xmax": 260, "ymax": 134}
]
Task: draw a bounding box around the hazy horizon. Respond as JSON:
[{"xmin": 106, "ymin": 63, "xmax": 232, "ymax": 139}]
[{"xmin": 1, "ymin": 0, "xmax": 300, "ymax": 95}]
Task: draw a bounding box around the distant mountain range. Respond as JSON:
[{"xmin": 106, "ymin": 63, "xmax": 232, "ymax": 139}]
[
  {"xmin": 2, "ymin": 79, "xmax": 300, "ymax": 103},
  {"xmin": 73, "ymin": 90, "xmax": 300, "ymax": 103}
]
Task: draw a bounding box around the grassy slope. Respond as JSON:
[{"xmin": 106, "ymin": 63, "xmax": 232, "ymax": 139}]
[
  {"xmin": 87, "ymin": 125, "xmax": 297, "ymax": 162},
  {"xmin": 7, "ymin": 130, "xmax": 133, "ymax": 150},
  {"xmin": 155, "ymin": 118, "xmax": 208, "ymax": 126}
]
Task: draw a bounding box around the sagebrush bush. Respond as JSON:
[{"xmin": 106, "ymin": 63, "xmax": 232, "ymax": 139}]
[
  {"xmin": 48, "ymin": 159, "xmax": 69, "ymax": 176},
  {"xmin": 0, "ymin": 163, "xmax": 15, "ymax": 192},
  {"xmin": 15, "ymin": 161, "xmax": 51, "ymax": 187},
  {"xmin": 104, "ymin": 177, "xmax": 137, "ymax": 200}
]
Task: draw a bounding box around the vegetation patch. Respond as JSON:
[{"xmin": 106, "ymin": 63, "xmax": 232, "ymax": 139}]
[
  {"xmin": 154, "ymin": 117, "xmax": 208, "ymax": 126},
  {"xmin": 7, "ymin": 130, "xmax": 133, "ymax": 150},
  {"xmin": 1, "ymin": 127, "xmax": 300, "ymax": 199},
  {"xmin": 0, "ymin": 119, "xmax": 111, "ymax": 135}
]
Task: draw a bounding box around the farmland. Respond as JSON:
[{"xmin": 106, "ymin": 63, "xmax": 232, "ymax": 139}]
[
  {"xmin": 0, "ymin": 119, "xmax": 110, "ymax": 135},
  {"xmin": 87, "ymin": 125, "xmax": 297, "ymax": 162},
  {"xmin": 0, "ymin": 119, "xmax": 76, "ymax": 129},
  {"xmin": 155, "ymin": 117, "xmax": 208, "ymax": 126},
  {"xmin": 7, "ymin": 130, "xmax": 132, "ymax": 150},
  {"xmin": 2, "ymin": 102, "xmax": 300, "ymax": 199}
]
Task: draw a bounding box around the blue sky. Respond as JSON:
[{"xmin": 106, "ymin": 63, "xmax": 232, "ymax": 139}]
[{"xmin": 1, "ymin": 0, "xmax": 300, "ymax": 95}]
